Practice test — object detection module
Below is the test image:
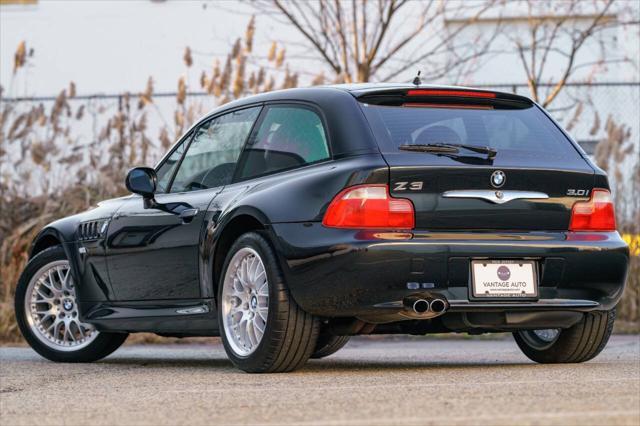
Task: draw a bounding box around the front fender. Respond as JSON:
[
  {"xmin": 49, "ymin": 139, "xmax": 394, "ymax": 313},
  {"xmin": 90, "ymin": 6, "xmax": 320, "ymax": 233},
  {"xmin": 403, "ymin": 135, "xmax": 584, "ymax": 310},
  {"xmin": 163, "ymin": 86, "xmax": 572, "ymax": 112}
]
[
  {"xmin": 28, "ymin": 196, "xmax": 126, "ymax": 305},
  {"xmin": 29, "ymin": 226, "xmax": 69, "ymax": 258}
]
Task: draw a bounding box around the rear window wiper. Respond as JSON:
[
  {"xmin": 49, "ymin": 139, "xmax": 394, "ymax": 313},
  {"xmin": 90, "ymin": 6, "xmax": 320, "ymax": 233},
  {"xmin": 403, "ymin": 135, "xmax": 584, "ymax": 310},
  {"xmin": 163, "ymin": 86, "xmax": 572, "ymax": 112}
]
[{"xmin": 398, "ymin": 143, "xmax": 497, "ymax": 159}]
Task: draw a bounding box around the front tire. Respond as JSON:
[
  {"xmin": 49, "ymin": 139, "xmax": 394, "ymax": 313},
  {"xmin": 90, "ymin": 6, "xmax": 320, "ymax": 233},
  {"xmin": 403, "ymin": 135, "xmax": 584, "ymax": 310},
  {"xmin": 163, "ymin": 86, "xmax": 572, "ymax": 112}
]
[
  {"xmin": 513, "ymin": 308, "xmax": 616, "ymax": 364},
  {"xmin": 15, "ymin": 246, "xmax": 128, "ymax": 363},
  {"xmin": 218, "ymin": 232, "xmax": 319, "ymax": 373},
  {"xmin": 311, "ymin": 331, "xmax": 350, "ymax": 359}
]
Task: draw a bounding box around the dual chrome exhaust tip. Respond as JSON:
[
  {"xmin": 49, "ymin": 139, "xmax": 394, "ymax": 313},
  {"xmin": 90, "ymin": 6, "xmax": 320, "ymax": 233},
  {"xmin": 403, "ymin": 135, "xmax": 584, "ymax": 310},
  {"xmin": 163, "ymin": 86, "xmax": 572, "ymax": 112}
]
[
  {"xmin": 408, "ymin": 297, "xmax": 448, "ymax": 316},
  {"xmin": 412, "ymin": 299, "xmax": 430, "ymax": 314}
]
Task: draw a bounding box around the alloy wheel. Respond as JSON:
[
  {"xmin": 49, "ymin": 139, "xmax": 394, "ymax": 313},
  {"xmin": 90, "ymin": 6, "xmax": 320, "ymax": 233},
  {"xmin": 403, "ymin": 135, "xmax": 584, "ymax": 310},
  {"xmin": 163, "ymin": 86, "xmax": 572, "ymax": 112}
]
[{"xmin": 24, "ymin": 260, "xmax": 98, "ymax": 351}]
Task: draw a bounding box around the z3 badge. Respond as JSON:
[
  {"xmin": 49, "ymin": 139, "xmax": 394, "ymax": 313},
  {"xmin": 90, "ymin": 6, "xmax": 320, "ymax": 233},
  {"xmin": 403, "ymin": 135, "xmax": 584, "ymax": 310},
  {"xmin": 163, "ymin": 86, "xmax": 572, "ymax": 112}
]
[{"xmin": 394, "ymin": 181, "xmax": 423, "ymax": 191}]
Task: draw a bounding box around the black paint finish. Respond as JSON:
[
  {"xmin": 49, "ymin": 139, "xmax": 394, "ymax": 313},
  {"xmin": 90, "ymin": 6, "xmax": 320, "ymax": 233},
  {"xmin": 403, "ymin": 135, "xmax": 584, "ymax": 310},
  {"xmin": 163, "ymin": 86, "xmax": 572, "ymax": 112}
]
[
  {"xmin": 387, "ymin": 165, "xmax": 594, "ymax": 230},
  {"xmin": 106, "ymin": 189, "xmax": 219, "ymax": 301},
  {"xmin": 271, "ymin": 225, "xmax": 628, "ymax": 317},
  {"xmin": 25, "ymin": 84, "xmax": 629, "ymax": 335}
]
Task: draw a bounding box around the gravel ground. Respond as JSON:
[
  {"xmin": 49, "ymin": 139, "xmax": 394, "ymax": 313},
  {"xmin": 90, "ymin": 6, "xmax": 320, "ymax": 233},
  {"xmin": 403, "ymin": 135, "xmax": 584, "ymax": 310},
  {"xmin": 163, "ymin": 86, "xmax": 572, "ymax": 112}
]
[{"xmin": 1, "ymin": 335, "xmax": 638, "ymax": 426}]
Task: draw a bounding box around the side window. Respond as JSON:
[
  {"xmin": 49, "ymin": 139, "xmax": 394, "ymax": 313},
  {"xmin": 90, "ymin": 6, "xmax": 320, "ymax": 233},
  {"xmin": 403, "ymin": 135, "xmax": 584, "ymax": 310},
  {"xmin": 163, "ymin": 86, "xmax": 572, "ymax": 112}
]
[
  {"xmin": 155, "ymin": 135, "xmax": 190, "ymax": 193},
  {"xmin": 170, "ymin": 106, "xmax": 261, "ymax": 193},
  {"xmin": 236, "ymin": 106, "xmax": 329, "ymax": 180}
]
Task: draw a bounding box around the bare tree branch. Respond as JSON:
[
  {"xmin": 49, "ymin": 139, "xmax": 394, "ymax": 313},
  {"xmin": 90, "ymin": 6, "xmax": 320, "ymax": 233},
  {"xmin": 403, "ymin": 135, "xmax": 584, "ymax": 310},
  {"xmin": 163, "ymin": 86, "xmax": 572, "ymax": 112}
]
[
  {"xmin": 271, "ymin": 0, "xmax": 342, "ymax": 75},
  {"xmin": 543, "ymin": 0, "xmax": 615, "ymax": 106},
  {"xmin": 504, "ymin": 0, "xmax": 636, "ymax": 107},
  {"xmin": 379, "ymin": 0, "xmax": 497, "ymax": 81},
  {"xmin": 256, "ymin": 0, "xmax": 495, "ymax": 83}
]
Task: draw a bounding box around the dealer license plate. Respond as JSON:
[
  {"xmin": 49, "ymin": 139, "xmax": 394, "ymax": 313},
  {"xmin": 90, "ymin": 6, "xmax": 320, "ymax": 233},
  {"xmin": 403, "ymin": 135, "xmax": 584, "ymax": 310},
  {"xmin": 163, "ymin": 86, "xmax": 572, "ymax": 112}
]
[{"xmin": 471, "ymin": 260, "xmax": 538, "ymax": 298}]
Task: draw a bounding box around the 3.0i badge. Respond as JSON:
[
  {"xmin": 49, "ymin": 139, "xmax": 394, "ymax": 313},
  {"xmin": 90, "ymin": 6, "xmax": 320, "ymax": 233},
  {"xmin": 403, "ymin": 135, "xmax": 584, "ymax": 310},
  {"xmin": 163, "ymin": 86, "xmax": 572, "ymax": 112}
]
[{"xmin": 491, "ymin": 170, "xmax": 506, "ymax": 188}]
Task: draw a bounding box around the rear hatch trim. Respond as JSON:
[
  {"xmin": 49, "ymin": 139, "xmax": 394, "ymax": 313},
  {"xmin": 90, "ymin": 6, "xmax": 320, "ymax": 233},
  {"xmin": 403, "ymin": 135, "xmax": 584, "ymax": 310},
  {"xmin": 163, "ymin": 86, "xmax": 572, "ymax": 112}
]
[{"xmin": 442, "ymin": 190, "xmax": 549, "ymax": 205}]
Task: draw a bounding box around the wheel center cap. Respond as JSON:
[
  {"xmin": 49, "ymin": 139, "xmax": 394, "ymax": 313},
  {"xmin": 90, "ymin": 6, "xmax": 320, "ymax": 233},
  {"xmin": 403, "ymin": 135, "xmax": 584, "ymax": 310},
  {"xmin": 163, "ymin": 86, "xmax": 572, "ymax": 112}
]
[
  {"xmin": 63, "ymin": 299, "xmax": 74, "ymax": 311},
  {"xmin": 250, "ymin": 295, "xmax": 258, "ymax": 310}
]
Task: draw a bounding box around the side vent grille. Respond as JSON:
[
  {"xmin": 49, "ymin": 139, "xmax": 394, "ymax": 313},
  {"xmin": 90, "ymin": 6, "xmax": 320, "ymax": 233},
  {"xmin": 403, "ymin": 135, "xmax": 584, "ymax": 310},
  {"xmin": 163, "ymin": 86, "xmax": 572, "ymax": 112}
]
[{"xmin": 78, "ymin": 219, "xmax": 108, "ymax": 241}]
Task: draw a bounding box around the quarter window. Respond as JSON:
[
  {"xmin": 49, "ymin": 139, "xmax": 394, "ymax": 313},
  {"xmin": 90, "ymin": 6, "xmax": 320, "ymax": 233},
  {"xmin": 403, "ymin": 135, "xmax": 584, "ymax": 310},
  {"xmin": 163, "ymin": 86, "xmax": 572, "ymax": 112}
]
[
  {"xmin": 236, "ymin": 106, "xmax": 329, "ymax": 180},
  {"xmin": 170, "ymin": 106, "xmax": 261, "ymax": 193},
  {"xmin": 155, "ymin": 135, "xmax": 189, "ymax": 193}
]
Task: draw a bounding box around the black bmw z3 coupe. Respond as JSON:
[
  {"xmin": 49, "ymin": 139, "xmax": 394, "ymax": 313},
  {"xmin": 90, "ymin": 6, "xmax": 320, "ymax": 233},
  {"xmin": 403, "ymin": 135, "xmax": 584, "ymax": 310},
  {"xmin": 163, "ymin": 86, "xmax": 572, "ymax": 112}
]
[{"xmin": 15, "ymin": 84, "xmax": 629, "ymax": 373}]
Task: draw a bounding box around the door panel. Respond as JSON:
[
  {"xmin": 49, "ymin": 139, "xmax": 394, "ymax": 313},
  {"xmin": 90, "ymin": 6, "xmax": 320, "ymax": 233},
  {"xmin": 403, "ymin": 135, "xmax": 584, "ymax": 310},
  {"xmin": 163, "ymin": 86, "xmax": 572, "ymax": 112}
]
[
  {"xmin": 105, "ymin": 106, "xmax": 262, "ymax": 301},
  {"xmin": 106, "ymin": 190, "xmax": 217, "ymax": 300}
]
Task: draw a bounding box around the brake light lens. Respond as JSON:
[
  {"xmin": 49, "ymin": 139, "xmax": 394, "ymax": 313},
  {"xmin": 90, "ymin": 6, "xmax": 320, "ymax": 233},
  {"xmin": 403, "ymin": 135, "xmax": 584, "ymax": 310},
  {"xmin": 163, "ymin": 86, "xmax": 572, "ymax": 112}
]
[
  {"xmin": 323, "ymin": 185, "xmax": 415, "ymax": 229},
  {"xmin": 402, "ymin": 103, "xmax": 493, "ymax": 110},
  {"xmin": 406, "ymin": 89, "xmax": 496, "ymax": 98},
  {"xmin": 569, "ymin": 189, "xmax": 616, "ymax": 231}
]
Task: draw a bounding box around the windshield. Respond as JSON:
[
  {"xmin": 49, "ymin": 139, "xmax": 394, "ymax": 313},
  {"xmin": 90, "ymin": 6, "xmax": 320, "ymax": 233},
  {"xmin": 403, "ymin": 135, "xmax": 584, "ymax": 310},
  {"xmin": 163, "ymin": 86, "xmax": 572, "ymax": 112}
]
[{"xmin": 360, "ymin": 103, "xmax": 582, "ymax": 161}]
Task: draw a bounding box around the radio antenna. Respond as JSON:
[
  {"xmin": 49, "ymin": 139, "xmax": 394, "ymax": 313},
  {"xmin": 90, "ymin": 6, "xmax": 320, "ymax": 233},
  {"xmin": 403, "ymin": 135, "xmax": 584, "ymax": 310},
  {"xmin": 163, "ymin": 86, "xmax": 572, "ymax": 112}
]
[{"xmin": 412, "ymin": 70, "xmax": 422, "ymax": 86}]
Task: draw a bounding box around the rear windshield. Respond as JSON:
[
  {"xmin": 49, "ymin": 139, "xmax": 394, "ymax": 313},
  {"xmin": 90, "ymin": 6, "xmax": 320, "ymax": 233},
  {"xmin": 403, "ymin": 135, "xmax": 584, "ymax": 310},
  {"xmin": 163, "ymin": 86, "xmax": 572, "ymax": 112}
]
[{"xmin": 360, "ymin": 103, "xmax": 582, "ymax": 161}]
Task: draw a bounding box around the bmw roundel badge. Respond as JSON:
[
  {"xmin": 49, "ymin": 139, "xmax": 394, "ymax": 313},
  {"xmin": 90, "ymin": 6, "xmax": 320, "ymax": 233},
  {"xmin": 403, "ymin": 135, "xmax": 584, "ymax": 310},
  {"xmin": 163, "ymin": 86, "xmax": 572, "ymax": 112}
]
[{"xmin": 491, "ymin": 170, "xmax": 506, "ymax": 188}]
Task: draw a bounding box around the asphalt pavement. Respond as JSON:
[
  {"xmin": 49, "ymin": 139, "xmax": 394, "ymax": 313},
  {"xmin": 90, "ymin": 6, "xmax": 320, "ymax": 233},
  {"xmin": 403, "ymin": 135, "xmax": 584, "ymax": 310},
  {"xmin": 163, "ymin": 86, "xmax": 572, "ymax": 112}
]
[{"xmin": 1, "ymin": 335, "xmax": 639, "ymax": 426}]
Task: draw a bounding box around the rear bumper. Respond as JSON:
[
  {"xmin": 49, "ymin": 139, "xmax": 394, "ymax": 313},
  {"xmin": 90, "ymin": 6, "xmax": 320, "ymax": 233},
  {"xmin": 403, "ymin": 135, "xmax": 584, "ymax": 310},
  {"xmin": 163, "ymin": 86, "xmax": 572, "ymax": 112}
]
[{"xmin": 271, "ymin": 224, "xmax": 629, "ymax": 326}]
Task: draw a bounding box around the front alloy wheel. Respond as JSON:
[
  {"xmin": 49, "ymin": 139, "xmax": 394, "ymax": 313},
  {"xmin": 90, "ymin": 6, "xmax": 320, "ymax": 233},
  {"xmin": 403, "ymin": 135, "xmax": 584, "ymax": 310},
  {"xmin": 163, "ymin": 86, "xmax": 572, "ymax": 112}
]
[
  {"xmin": 15, "ymin": 246, "xmax": 128, "ymax": 362},
  {"xmin": 516, "ymin": 328, "xmax": 560, "ymax": 351},
  {"xmin": 25, "ymin": 260, "xmax": 99, "ymax": 351},
  {"xmin": 218, "ymin": 232, "xmax": 319, "ymax": 373}
]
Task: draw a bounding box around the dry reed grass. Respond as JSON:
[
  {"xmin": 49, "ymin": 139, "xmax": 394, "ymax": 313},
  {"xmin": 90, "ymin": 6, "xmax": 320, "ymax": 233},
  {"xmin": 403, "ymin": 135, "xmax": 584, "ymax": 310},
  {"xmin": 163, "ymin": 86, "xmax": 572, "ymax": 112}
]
[
  {"xmin": 0, "ymin": 20, "xmax": 298, "ymax": 343},
  {"xmin": 0, "ymin": 20, "xmax": 637, "ymax": 343}
]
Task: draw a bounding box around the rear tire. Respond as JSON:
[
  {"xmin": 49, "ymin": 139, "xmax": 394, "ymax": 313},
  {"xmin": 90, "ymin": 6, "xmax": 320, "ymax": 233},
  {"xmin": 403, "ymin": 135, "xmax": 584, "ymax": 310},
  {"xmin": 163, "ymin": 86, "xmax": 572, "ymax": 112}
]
[
  {"xmin": 311, "ymin": 331, "xmax": 350, "ymax": 359},
  {"xmin": 513, "ymin": 308, "xmax": 616, "ymax": 363},
  {"xmin": 218, "ymin": 232, "xmax": 319, "ymax": 373},
  {"xmin": 15, "ymin": 246, "xmax": 128, "ymax": 363}
]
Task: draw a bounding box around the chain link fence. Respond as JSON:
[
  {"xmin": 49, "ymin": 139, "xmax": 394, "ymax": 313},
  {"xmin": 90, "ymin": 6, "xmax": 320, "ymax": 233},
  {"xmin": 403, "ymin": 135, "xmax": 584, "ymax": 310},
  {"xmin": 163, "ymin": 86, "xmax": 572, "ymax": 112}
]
[
  {"xmin": 4, "ymin": 81, "xmax": 638, "ymax": 152},
  {"xmin": 1, "ymin": 82, "xmax": 639, "ymax": 194},
  {"xmin": 474, "ymin": 82, "xmax": 640, "ymax": 155}
]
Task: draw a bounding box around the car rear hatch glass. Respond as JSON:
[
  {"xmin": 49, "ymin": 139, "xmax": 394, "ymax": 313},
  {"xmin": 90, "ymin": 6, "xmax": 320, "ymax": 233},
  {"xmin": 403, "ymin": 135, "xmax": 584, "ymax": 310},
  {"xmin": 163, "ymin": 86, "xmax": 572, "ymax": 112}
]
[{"xmin": 358, "ymin": 88, "xmax": 595, "ymax": 230}]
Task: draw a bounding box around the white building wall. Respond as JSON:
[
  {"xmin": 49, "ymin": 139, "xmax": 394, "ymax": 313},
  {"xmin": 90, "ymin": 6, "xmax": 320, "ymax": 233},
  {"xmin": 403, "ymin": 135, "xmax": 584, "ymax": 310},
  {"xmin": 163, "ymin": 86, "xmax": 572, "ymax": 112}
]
[{"xmin": 1, "ymin": 0, "xmax": 271, "ymax": 96}]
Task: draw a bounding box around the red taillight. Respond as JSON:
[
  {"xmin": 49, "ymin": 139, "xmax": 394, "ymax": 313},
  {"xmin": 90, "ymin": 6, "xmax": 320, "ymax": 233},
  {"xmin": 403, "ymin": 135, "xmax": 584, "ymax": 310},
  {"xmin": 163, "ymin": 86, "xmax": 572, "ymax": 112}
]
[
  {"xmin": 322, "ymin": 185, "xmax": 415, "ymax": 229},
  {"xmin": 406, "ymin": 89, "xmax": 496, "ymax": 98},
  {"xmin": 569, "ymin": 189, "xmax": 616, "ymax": 231}
]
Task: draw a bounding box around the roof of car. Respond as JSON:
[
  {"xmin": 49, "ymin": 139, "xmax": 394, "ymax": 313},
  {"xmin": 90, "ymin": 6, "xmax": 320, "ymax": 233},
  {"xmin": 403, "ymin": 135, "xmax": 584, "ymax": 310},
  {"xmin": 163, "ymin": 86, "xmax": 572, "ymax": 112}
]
[
  {"xmin": 213, "ymin": 83, "xmax": 531, "ymax": 112},
  {"xmin": 322, "ymin": 82, "xmax": 530, "ymax": 100},
  {"xmin": 321, "ymin": 82, "xmax": 481, "ymax": 92},
  {"xmin": 185, "ymin": 82, "xmax": 535, "ymax": 163}
]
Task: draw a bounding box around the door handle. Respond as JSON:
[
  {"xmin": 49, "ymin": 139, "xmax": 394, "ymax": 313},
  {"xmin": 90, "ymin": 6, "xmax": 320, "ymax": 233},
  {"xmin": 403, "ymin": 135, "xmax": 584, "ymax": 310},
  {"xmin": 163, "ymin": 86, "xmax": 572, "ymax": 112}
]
[{"xmin": 179, "ymin": 208, "xmax": 199, "ymax": 224}]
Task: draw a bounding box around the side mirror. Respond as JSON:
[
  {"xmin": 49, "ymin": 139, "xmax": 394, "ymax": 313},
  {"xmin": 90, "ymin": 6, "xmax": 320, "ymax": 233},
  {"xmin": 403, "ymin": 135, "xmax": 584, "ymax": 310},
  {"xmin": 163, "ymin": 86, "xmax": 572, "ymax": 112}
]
[{"xmin": 125, "ymin": 167, "xmax": 157, "ymax": 199}]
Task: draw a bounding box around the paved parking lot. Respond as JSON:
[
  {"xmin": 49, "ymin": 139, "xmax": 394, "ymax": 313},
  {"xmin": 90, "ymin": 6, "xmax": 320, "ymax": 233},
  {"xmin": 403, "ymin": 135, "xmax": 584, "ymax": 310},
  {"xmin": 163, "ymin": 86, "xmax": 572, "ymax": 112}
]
[{"xmin": 1, "ymin": 335, "xmax": 639, "ymax": 426}]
